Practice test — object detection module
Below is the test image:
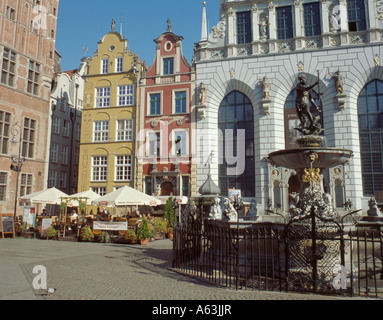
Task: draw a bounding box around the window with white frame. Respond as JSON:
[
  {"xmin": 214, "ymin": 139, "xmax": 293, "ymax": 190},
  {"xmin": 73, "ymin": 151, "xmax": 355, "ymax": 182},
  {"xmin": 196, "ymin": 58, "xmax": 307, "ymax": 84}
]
[
  {"xmin": 173, "ymin": 130, "xmax": 188, "ymax": 156},
  {"xmin": 52, "ymin": 116, "xmax": 60, "ymax": 134},
  {"xmin": 96, "ymin": 87, "xmax": 111, "ymax": 108},
  {"xmin": 27, "ymin": 60, "xmax": 40, "ymax": 95},
  {"xmin": 75, "ymin": 123, "xmax": 81, "ymax": 140},
  {"xmin": 59, "ymin": 97, "xmax": 66, "ymax": 111},
  {"xmin": 93, "ymin": 121, "xmax": 109, "ymax": 142},
  {"xmin": 62, "ymin": 120, "xmax": 70, "ymax": 137},
  {"xmin": 61, "ymin": 145, "xmax": 69, "ymax": 165},
  {"xmin": 50, "ymin": 143, "xmax": 59, "ymax": 163},
  {"xmin": 0, "ymin": 110, "xmax": 11, "ymax": 155},
  {"xmin": 92, "ymin": 186, "xmax": 107, "ymax": 196},
  {"xmin": 92, "ymin": 156, "xmax": 108, "ymax": 181},
  {"xmin": 22, "ymin": 118, "xmax": 36, "ymax": 159},
  {"xmin": 59, "ymin": 171, "xmax": 67, "ymax": 188},
  {"xmin": 116, "ymin": 119, "xmax": 133, "ymax": 141},
  {"xmin": 115, "ymin": 155, "xmax": 132, "ymax": 181},
  {"xmin": 118, "ymin": 85, "xmax": 134, "ymax": 106},
  {"xmin": 1, "ymin": 48, "xmax": 16, "ymax": 87},
  {"xmin": 116, "ymin": 57, "xmax": 123, "ymax": 72},
  {"xmin": 48, "ymin": 170, "xmax": 57, "ymax": 188},
  {"xmin": 19, "ymin": 173, "xmax": 33, "ymax": 205},
  {"xmin": 174, "ymin": 91, "xmax": 187, "ymax": 114},
  {"xmin": 149, "ymin": 93, "xmax": 161, "ymax": 115},
  {"xmin": 101, "ymin": 59, "xmax": 109, "ymax": 74},
  {"xmin": 0, "ymin": 172, "xmax": 7, "ymax": 201}
]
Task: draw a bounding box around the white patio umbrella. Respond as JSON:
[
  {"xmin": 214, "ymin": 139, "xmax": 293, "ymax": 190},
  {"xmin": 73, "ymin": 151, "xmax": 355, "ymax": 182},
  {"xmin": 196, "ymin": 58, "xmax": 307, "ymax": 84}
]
[
  {"xmin": 91, "ymin": 186, "xmax": 161, "ymax": 207},
  {"xmin": 20, "ymin": 187, "xmax": 69, "ymax": 205},
  {"xmin": 66, "ymin": 189, "xmax": 101, "ymax": 206}
]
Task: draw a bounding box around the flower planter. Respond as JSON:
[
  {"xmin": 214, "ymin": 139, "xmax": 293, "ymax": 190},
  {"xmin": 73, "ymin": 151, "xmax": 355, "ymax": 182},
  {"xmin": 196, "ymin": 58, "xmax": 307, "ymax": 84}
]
[{"xmin": 139, "ymin": 238, "xmax": 149, "ymax": 245}]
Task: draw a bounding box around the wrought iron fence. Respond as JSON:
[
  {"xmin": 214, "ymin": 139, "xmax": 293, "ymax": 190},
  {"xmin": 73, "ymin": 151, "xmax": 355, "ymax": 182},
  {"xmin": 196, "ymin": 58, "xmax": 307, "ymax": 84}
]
[{"xmin": 172, "ymin": 220, "xmax": 383, "ymax": 298}]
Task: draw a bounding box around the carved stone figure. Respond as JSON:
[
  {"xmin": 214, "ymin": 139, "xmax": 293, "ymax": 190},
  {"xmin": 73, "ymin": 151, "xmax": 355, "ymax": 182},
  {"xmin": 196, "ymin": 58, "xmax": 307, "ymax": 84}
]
[
  {"xmin": 295, "ymin": 74, "xmax": 322, "ymax": 136},
  {"xmin": 209, "ymin": 197, "xmax": 223, "ymax": 220},
  {"xmin": 334, "ymin": 70, "xmax": 344, "ymax": 95},
  {"xmin": 262, "ymin": 76, "xmax": 270, "ymax": 100},
  {"xmin": 111, "ymin": 19, "xmax": 116, "ymax": 31},
  {"xmin": 259, "ymin": 17, "xmax": 268, "ymax": 39},
  {"xmin": 199, "ymin": 82, "xmax": 207, "ymax": 105},
  {"xmin": 248, "ymin": 199, "xmax": 258, "ymax": 218},
  {"xmin": 223, "ymin": 198, "xmax": 238, "ymax": 222}
]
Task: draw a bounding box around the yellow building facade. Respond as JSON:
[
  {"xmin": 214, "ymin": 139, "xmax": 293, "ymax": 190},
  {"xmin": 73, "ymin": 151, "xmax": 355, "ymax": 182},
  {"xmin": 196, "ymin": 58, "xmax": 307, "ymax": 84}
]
[{"xmin": 78, "ymin": 26, "xmax": 146, "ymax": 196}]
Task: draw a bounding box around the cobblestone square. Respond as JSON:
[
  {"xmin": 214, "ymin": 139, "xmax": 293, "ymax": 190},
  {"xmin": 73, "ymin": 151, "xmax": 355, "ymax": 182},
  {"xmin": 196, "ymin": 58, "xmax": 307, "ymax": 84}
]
[{"xmin": 0, "ymin": 238, "xmax": 361, "ymax": 301}]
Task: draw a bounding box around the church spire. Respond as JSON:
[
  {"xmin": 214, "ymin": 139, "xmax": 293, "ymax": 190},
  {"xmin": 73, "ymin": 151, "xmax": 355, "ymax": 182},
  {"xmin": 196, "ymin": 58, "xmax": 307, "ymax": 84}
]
[{"xmin": 200, "ymin": 1, "xmax": 208, "ymax": 42}]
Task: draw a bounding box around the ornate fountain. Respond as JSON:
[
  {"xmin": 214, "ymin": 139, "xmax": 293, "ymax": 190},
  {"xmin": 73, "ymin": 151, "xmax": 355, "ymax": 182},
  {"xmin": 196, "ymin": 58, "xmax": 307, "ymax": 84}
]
[{"xmin": 269, "ymin": 73, "xmax": 353, "ymax": 222}]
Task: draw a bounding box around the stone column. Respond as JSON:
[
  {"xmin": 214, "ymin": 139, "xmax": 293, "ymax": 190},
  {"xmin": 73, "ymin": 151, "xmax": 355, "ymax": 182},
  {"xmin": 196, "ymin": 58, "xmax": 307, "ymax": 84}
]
[{"xmin": 252, "ymin": 4, "xmax": 259, "ymax": 42}]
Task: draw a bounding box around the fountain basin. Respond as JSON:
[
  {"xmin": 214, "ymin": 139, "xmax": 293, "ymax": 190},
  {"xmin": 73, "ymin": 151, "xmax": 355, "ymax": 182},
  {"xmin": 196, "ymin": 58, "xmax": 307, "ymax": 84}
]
[{"xmin": 268, "ymin": 147, "xmax": 353, "ymax": 170}]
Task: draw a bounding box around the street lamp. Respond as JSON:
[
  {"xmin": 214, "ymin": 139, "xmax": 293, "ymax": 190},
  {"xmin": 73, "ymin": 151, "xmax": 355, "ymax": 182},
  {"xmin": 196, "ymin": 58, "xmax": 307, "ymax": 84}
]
[{"xmin": 10, "ymin": 122, "xmax": 26, "ymax": 223}]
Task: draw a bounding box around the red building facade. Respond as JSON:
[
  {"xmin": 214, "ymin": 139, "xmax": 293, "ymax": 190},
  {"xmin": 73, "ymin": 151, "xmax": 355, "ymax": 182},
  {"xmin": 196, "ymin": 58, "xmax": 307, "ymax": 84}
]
[{"xmin": 137, "ymin": 22, "xmax": 197, "ymax": 198}]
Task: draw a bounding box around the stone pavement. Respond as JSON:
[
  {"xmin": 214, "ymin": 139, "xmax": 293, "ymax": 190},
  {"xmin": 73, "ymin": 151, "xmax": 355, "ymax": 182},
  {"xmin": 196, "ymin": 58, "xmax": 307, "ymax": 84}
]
[{"xmin": 0, "ymin": 238, "xmax": 363, "ymax": 301}]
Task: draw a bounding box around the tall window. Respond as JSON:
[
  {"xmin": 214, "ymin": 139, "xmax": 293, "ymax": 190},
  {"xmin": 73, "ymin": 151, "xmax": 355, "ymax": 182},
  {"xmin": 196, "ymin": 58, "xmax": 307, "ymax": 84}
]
[
  {"xmin": 116, "ymin": 119, "xmax": 133, "ymax": 141},
  {"xmin": 148, "ymin": 132, "xmax": 160, "ymax": 156},
  {"xmin": 52, "ymin": 116, "xmax": 60, "ymax": 134},
  {"xmin": 218, "ymin": 91, "xmax": 255, "ymax": 197},
  {"xmin": 118, "ymin": 85, "xmax": 134, "ymax": 106},
  {"xmin": 304, "ymin": 2, "xmax": 321, "ymax": 37},
  {"xmin": 115, "ymin": 155, "xmax": 132, "ymax": 181},
  {"xmin": 0, "ymin": 111, "xmax": 11, "ymax": 154},
  {"xmin": 96, "ymin": 87, "xmax": 111, "ymax": 107},
  {"xmin": 59, "ymin": 171, "xmax": 67, "ymax": 189},
  {"xmin": 173, "ymin": 130, "xmax": 187, "ymax": 156},
  {"xmin": 92, "ymin": 156, "xmax": 108, "ymax": 181},
  {"xmin": 175, "ymin": 91, "xmax": 187, "ymax": 113},
  {"xmin": 237, "ymin": 11, "xmax": 252, "ymax": 44},
  {"xmin": 163, "ymin": 58, "xmax": 174, "ymax": 75},
  {"xmin": 61, "ymin": 145, "xmax": 69, "ymax": 165},
  {"xmin": 101, "ymin": 59, "xmax": 109, "ymax": 74},
  {"xmin": 48, "ymin": 170, "xmax": 57, "ymax": 188},
  {"xmin": 1, "ymin": 48, "xmax": 16, "ymax": 87},
  {"xmin": 27, "ymin": 60, "xmax": 40, "ymax": 95},
  {"xmin": 93, "ymin": 121, "xmax": 109, "ymax": 142},
  {"xmin": 22, "ymin": 118, "xmax": 36, "ymax": 158},
  {"xmin": 0, "ymin": 172, "xmax": 7, "ymax": 201},
  {"xmin": 276, "ymin": 6, "xmax": 293, "ymax": 40},
  {"xmin": 358, "ymin": 80, "xmax": 383, "ymax": 196},
  {"xmin": 150, "ymin": 94, "xmax": 161, "ymax": 115},
  {"xmin": 116, "ymin": 57, "xmax": 123, "ymax": 72},
  {"xmin": 50, "ymin": 143, "xmax": 59, "ymax": 163},
  {"xmin": 347, "ymin": 0, "xmax": 366, "ymax": 32},
  {"xmin": 62, "ymin": 120, "xmax": 70, "ymax": 137},
  {"xmin": 19, "ymin": 173, "xmax": 33, "ymax": 204}
]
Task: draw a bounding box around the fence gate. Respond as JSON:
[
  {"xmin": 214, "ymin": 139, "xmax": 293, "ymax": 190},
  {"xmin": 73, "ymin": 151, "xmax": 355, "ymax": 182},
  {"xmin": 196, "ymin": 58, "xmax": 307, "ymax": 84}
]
[{"xmin": 286, "ymin": 211, "xmax": 344, "ymax": 295}]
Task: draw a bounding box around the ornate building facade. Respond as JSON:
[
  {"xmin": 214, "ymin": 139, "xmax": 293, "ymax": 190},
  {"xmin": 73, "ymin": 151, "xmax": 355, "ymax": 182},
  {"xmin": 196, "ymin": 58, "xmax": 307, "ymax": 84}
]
[
  {"xmin": 0, "ymin": 0, "xmax": 59, "ymax": 215},
  {"xmin": 49, "ymin": 57, "xmax": 86, "ymax": 195},
  {"xmin": 137, "ymin": 20, "xmax": 197, "ymax": 200},
  {"xmin": 77, "ymin": 24, "xmax": 146, "ymax": 196},
  {"xmin": 194, "ymin": 0, "xmax": 383, "ymax": 215}
]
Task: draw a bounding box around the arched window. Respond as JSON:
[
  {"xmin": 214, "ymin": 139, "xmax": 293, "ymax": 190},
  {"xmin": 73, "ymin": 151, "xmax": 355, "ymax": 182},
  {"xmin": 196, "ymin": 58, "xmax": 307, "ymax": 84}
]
[
  {"xmin": 358, "ymin": 80, "xmax": 383, "ymax": 196},
  {"xmin": 284, "ymin": 89, "xmax": 323, "ymax": 149},
  {"xmin": 218, "ymin": 91, "xmax": 255, "ymax": 197}
]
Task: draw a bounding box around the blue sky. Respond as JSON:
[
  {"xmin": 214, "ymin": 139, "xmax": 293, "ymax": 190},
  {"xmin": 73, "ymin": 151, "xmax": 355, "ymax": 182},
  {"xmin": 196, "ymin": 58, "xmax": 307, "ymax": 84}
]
[{"xmin": 55, "ymin": 0, "xmax": 219, "ymax": 71}]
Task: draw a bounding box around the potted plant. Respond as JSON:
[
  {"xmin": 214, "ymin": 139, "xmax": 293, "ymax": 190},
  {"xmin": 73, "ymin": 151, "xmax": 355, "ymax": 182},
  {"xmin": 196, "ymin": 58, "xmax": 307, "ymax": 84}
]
[
  {"xmin": 154, "ymin": 218, "xmax": 167, "ymax": 240},
  {"xmin": 46, "ymin": 226, "xmax": 57, "ymax": 240},
  {"xmin": 80, "ymin": 226, "xmax": 94, "ymax": 242},
  {"xmin": 98, "ymin": 231, "xmax": 110, "ymax": 243},
  {"xmin": 137, "ymin": 217, "xmax": 152, "ymax": 245},
  {"xmin": 125, "ymin": 229, "xmax": 137, "ymax": 244}
]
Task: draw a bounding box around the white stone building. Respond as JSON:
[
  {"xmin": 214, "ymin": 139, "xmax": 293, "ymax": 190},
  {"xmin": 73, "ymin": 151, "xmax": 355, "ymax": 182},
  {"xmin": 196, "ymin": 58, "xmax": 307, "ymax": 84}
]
[
  {"xmin": 49, "ymin": 57, "xmax": 86, "ymax": 195},
  {"xmin": 194, "ymin": 0, "xmax": 383, "ymax": 215}
]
